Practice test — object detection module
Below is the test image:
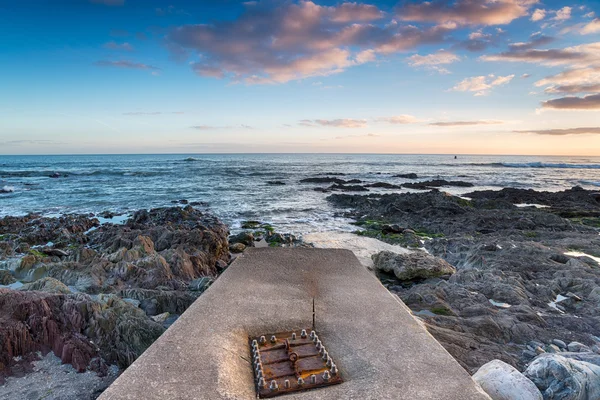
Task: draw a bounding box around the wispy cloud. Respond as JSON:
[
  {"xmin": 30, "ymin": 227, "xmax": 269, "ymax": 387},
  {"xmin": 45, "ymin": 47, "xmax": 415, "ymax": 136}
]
[
  {"xmin": 95, "ymin": 60, "xmax": 160, "ymax": 71},
  {"xmin": 335, "ymin": 133, "xmax": 380, "ymax": 139},
  {"xmin": 396, "ymin": 0, "xmax": 536, "ymax": 26},
  {"xmin": 299, "ymin": 119, "xmax": 368, "ymax": 128},
  {"xmin": 191, "ymin": 124, "xmax": 253, "ymax": 130},
  {"xmin": 514, "ymin": 127, "xmax": 600, "ymax": 135},
  {"xmin": 104, "ymin": 41, "xmax": 134, "ymax": 51},
  {"xmin": 552, "ymin": 6, "xmax": 572, "ymax": 21},
  {"xmin": 407, "ymin": 50, "xmax": 459, "ymax": 74},
  {"xmin": 430, "ymin": 120, "xmax": 505, "ymax": 126},
  {"xmin": 581, "ymin": 19, "xmax": 600, "ymax": 35},
  {"xmin": 376, "ymin": 115, "xmax": 422, "ymax": 124},
  {"xmin": 481, "ymin": 42, "xmax": 600, "ymax": 67},
  {"xmin": 541, "ymin": 93, "xmax": 600, "ymax": 110},
  {"xmin": 450, "ymin": 74, "xmax": 514, "ymax": 96}
]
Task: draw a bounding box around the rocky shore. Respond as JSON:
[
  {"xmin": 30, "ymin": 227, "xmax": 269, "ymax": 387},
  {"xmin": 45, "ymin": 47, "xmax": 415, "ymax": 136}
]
[
  {"xmin": 327, "ymin": 186, "xmax": 600, "ymax": 399},
  {"xmin": 0, "ymin": 206, "xmax": 230, "ymax": 397}
]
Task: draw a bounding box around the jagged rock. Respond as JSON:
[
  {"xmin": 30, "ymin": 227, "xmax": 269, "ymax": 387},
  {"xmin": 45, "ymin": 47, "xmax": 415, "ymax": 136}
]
[
  {"xmin": 473, "ymin": 360, "xmax": 542, "ymax": 400},
  {"xmin": 403, "ymin": 179, "xmax": 474, "ymax": 190},
  {"xmin": 394, "ymin": 173, "xmax": 418, "ymax": 179},
  {"xmin": 525, "ymin": 354, "xmax": 600, "ymax": 400},
  {"xmin": 151, "ymin": 312, "xmax": 170, "ymax": 324},
  {"xmin": 372, "ymin": 251, "xmax": 456, "ymax": 281},
  {"xmin": 18, "ymin": 277, "xmax": 71, "ymax": 294}
]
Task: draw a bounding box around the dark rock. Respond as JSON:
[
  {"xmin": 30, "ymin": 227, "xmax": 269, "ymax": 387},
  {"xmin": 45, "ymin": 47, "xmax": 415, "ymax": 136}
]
[
  {"xmin": 230, "ymin": 231, "xmax": 254, "ymax": 246},
  {"xmin": 300, "ymin": 177, "xmax": 362, "ymax": 185},
  {"xmin": 381, "ymin": 224, "xmax": 405, "ymax": 234},
  {"xmin": 366, "ymin": 182, "xmax": 403, "ymax": 189},
  {"xmin": 266, "ymin": 181, "xmax": 286, "ymax": 185},
  {"xmin": 0, "ymin": 270, "xmax": 16, "ymax": 285},
  {"xmin": 394, "ymin": 173, "xmax": 418, "ymax": 179},
  {"xmin": 403, "ymin": 179, "xmax": 474, "ymax": 190},
  {"xmin": 373, "ymin": 251, "xmax": 456, "ymax": 281},
  {"xmin": 329, "ymin": 184, "xmax": 369, "ymax": 192}
]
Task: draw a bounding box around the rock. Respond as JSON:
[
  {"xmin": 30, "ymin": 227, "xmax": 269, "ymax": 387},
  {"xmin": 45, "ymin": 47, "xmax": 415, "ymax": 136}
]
[
  {"xmin": 230, "ymin": 242, "xmax": 246, "ymax": 253},
  {"xmin": 372, "ymin": 251, "xmax": 456, "ymax": 281},
  {"xmin": 566, "ymin": 292, "xmax": 582, "ymax": 301},
  {"xmin": 403, "ymin": 179, "xmax": 474, "ymax": 190},
  {"xmin": 241, "ymin": 220, "xmax": 261, "ymax": 229},
  {"xmin": 394, "ymin": 173, "xmax": 418, "ymax": 179},
  {"xmin": 366, "ymin": 182, "xmax": 402, "ymax": 189},
  {"xmin": 188, "ymin": 277, "xmax": 212, "ymax": 292},
  {"xmin": 546, "ymin": 344, "xmax": 562, "ymax": 353},
  {"xmin": 568, "ymin": 342, "xmax": 591, "ymax": 353},
  {"xmin": 151, "ymin": 312, "xmax": 170, "ymax": 324},
  {"xmin": 473, "ymin": 360, "xmax": 543, "ymax": 400},
  {"xmin": 300, "ymin": 177, "xmax": 362, "ymax": 185},
  {"xmin": 525, "ymin": 354, "xmax": 600, "ymax": 400},
  {"xmin": 590, "ymin": 193, "xmax": 600, "ymax": 202},
  {"xmin": 535, "ymin": 346, "xmax": 546, "ymax": 355},
  {"xmin": 329, "ymin": 184, "xmax": 369, "ymax": 192},
  {"xmin": 381, "ymin": 224, "xmax": 405, "ymax": 234},
  {"xmin": 553, "ymin": 339, "xmax": 567, "ymax": 349},
  {"xmin": 266, "ymin": 181, "xmax": 285, "ymax": 185},
  {"xmin": 229, "ymin": 231, "xmax": 254, "ymax": 246},
  {"xmin": 18, "ymin": 277, "xmax": 71, "ymax": 294},
  {"xmin": 0, "ymin": 270, "xmax": 16, "ymax": 285},
  {"xmin": 41, "ymin": 247, "xmax": 70, "ymax": 257}
]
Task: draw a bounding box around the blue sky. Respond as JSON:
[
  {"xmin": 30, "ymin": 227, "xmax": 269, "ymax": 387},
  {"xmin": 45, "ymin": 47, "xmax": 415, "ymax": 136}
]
[{"xmin": 1, "ymin": 0, "xmax": 599, "ymax": 155}]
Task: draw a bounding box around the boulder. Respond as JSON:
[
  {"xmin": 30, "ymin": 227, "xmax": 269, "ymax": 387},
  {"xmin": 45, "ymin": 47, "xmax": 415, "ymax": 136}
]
[
  {"xmin": 525, "ymin": 354, "xmax": 600, "ymax": 400},
  {"xmin": 372, "ymin": 251, "xmax": 456, "ymax": 281},
  {"xmin": 230, "ymin": 242, "xmax": 246, "ymax": 253},
  {"xmin": 568, "ymin": 342, "xmax": 590, "ymax": 353},
  {"xmin": 473, "ymin": 360, "xmax": 542, "ymax": 400},
  {"xmin": 229, "ymin": 231, "xmax": 254, "ymax": 246},
  {"xmin": 0, "ymin": 270, "xmax": 16, "ymax": 285}
]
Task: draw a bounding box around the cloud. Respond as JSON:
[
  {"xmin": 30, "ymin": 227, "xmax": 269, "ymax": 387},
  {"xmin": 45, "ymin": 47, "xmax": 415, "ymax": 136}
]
[
  {"xmin": 90, "ymin": 0, "xmax": 124, "ymax": 5},
  {"xmin": 407, "ymin": 50, "xmax": 459, "ymax": 74},
  {"xmin": 376, "ymin": 115, "xmax": 422, "ymax": 124},
  {"xmin": 95, "ymin": 60, "xmax": 160, "ymax": 71},
  {"xmin": 508, "ymin": 34, "xmax": 554, "ymax": 51},
  {"xmin": 123, "ymin": 111, "xmax": 184, "ymax": 115},
  {"xmin": 191, "ymin": 124, "xmax": 253, "ymax": 130},
  {"xmin": 456, "ymin": 29, "xmax": 499, "ymax": 52},
  {"xmin": 552, "ymin": 6, "xmax": 572, "ymax": 21},
  {"xmin": 514, "ymin": 127, "xmax": 600, "ymax": 135},
  {"xmin": 396, "ymin": 0, "xmax": 537, "ymax": 26},
  {"xmin": 535, "ymin": 67, "xmax": 600, "ymax": 87},
  {"xmin": 543, "ymin": 84, "xmax": 600, "ymax": 94},
  {"xmin": 521, "ymin": 73, "xmax": 531, "ymax": 78},
  {"xmin": 429, "ymin": 120, "xmax": 505, "ymax": 126},
  {"xmin": 335, "ymin": 133, "xmax": 381, "ymax": 139},
  {"xmin": 450, "ymin": 74, "xmax": 514, "ymax": 95},
  {"xmin": 530, "ymin": 9, "xmax": 546, "ymax": 21},
  {"xmin": 299, "ymin": 119, "xmax": 368, "ymax": 128},
  {"xmin": 481, "ymin": 42, "xmax": 600, "ymax": 67},
  {"xmin": 541, "ymin": 93, "xmax": 600, "ymax": 110},
  {"xmin": 104, "ymin": 41, "xmax": 134, "ymax": 51},
  {"xmin": 166, "ymin": 1, "xmax": 448, "ymax": 84},
  {"xmin": 581, "ymin": 19, "xmax": 600, "ymax": 35}
]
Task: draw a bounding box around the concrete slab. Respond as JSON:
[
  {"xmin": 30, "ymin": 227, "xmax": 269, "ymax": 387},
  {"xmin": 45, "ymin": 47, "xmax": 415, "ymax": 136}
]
[{"xmin": 100, "ymin": 248, "xmax": 490, "ymax": 400}]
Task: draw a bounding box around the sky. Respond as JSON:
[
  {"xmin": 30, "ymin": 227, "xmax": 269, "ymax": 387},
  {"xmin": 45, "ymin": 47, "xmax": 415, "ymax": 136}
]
[{"xmin": 1, "ymin": 0, "xmax": 599, "ymax": 155}]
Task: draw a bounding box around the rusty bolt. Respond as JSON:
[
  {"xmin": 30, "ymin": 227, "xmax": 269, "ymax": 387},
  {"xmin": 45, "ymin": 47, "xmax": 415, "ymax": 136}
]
[
  {"xmin": 319, "ymin": 347, "xmax": 326, "ymax": 356},
  {"xmin": 326, "ymin": 357, "xmax": 332, "ymax": 367},
  {"xmin": 269, "ymin": 380, "xmax": 279, "ymax": 391},
  {"xmin": 323, "ymin": 371, "xmax": 331, "ymax": 382},
  {"xmin": 316, "ymin": 340, "xmax": 322, "ymax": 350},
  {"xmin": 312, "ymin": 334, "xmax": 319, "ymax": 343},
  {"xmin": 310, "ymin": 374, "xmax": 317, "ymax": 384},
  {"xmin": 259, "ymin": 336, "xmax": 266, "ymax": 344},
  {"xmin": 284, "ymin": 379, "xmax": 291, "ymax": 389},
  {"xmin": 258, "ymin": 378, "xmax": 266, "ymax": 388},
  {"xmin": 252, "ymin": 339, "xmax": 258, "ymax": 347},
  {"xmin": 270, "ymin": 335, "xmax": 277, "ymax": 343},
  {"xmin": 297, "ymin": 377, "xmax": 305, "ymax": 386},
  {"xmin": 301, "ymin": 329, "xmax": 307, "ymax": 338},
  {"xmin": 322, "ymin": 350, "xmax": 328, "ymax": 360},
  {"xmin": 310, "ymin": 331, "xmax": 316, "ymax": 340},
  {"xmin": 331, "ymin": 364, "xmax": 338, "ymax": 375},
  {"xmin": 291, "ymin": 332, "xmax": 297, "ymax": 340}
]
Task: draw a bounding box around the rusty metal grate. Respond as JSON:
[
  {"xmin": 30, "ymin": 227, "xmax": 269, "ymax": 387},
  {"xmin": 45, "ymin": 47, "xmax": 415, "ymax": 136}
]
[{"xmin": 250, "ymin": 329, "xmax": 343, "ymax": 398}]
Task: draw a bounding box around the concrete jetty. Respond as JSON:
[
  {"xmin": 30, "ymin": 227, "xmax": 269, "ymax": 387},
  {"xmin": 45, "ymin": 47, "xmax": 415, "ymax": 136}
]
[{"xmin": 100, "ymin": 248, "xmax": 490, "ymax": 399}]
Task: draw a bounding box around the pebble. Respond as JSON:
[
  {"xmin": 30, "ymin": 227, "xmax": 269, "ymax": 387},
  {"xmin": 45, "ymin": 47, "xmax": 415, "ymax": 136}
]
[
  {"xmin": 552, "ymin": 339, "xmax": 567, "ymax": 349},
  {"xmin": 567, "ymin": 341, "xmax": 590, "ymax": 353}
]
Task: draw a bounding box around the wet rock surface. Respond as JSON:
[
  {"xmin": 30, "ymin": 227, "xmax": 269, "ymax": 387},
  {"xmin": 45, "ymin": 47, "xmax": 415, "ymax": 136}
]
[
  {"xmin": 328, "ymin": 187, "xmax": 600, "ymax": 375},
  {"xmin": 0, "ymin": 206, "xmax": 230, "ymax": 394}
]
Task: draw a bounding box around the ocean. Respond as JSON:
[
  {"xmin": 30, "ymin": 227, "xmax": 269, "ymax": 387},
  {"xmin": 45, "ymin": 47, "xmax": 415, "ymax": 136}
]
[{"xmin": 1, "ymin": 154, "xmax": 599, "ymax": 234}]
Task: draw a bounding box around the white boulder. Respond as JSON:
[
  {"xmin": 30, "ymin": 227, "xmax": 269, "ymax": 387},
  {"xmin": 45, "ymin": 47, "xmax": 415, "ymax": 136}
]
[{"xmin": 473, "ymin": 360, "xmax": 542, "ymax": 400}]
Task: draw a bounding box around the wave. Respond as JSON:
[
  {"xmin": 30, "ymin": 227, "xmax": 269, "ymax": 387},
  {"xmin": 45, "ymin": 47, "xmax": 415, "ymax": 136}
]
[
  {"xmin": 501, "ymin": 162, "xmax": 600, "ymax": 169},
  {"xmin": 1, "ymin": 185, "xmax": 15, "ymax": 193},
  {"xmin": 580, "ymin": 180, "xmax": 600, "ymax": 187},
  {"xmin": 0, "ymin": 170, "xmax": 165, "ymax": 178},
  {"xmin": 183, "ymin": 157, "xmax": 201, "ymax": 162}
]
